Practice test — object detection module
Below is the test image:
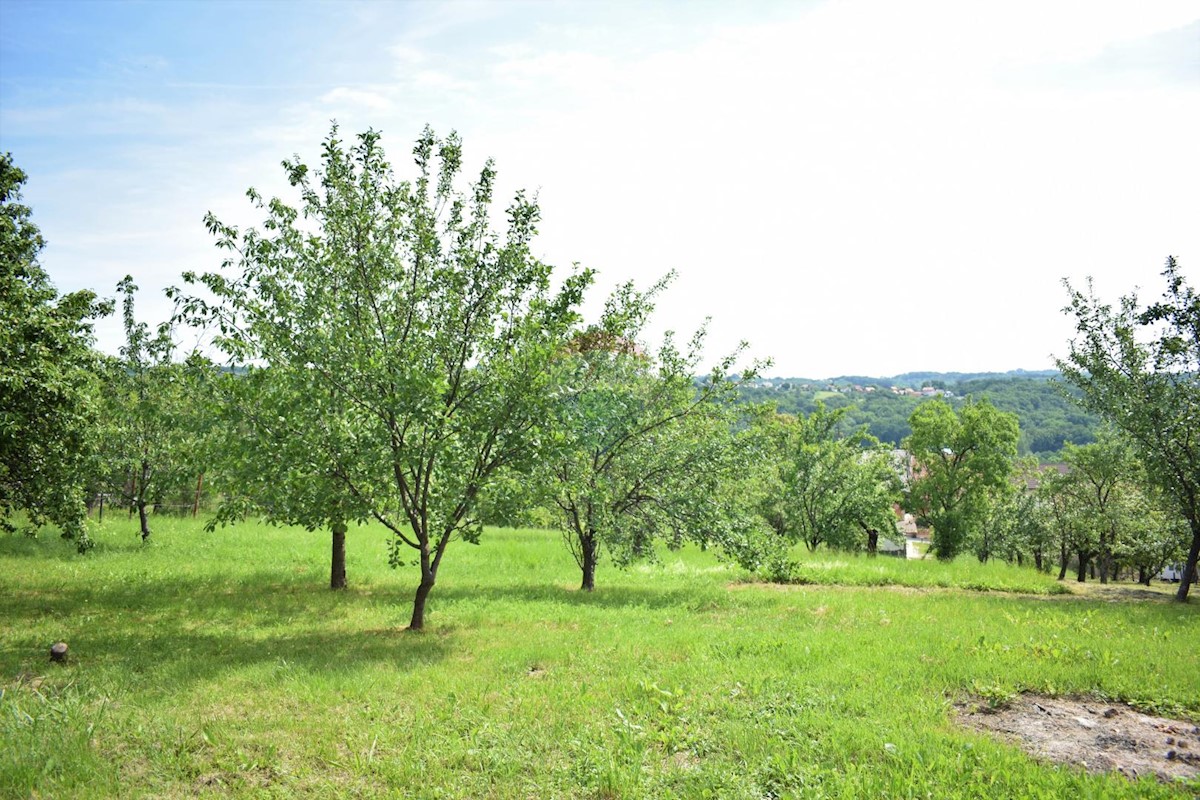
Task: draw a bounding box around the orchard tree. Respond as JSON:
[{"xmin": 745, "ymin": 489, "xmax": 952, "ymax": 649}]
[
  {"xmin": 763, "ymin": 403, "xmax": 899, "ymax": 554},
  {"xmin": 198, "ymin": 364, "xmax": 361, "ymax": 590},
  {"xmin": 976, "ymin": 457, "xmax": 1048, "ymax": 566},
  {"xmin": 1112, "ymin": 481, "xmax": 1188, "ymax": 586},
  {"xmin": 173, "ymin": 127, "xmax": 591, "ymax": 628},
  {"xmin": 903, "ymin": 398, "xmax": 1018, "ymax": 560},
  {"xmin": 1059, "ymin": 258, "xmax": 1200, "ymax": 600},
  {"xmin": 1, "ymin": 154, "xmax": 111, "ymax": 550},
  {"xmin": 1042, "ymin": 469, "xmax": 1092, "ymax": 581},
  {"xmin": 542, "ymin": 276, "xmax": 764, "ymax": 591},
  {"xmin": 1055, "ymin": 434, "xmax": 1138, "ymax": 584},
  {"xmin": 98, "ymin": 276, "xmax": 207, "ymax": 542}
]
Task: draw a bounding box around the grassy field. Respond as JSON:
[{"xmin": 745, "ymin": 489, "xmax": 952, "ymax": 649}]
[{"xmin": 2, "ymin": 517, "xmax": 1198, "ymax": 798}]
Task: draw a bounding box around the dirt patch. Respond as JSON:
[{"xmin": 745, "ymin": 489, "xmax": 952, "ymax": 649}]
[
  {"xmin": 1062, "ymin": 579, "xmax": 1184, "ymax": 603},
  {"xmin": 957, "ymin": 694, "xmax": 1200, "ymax": 786}
]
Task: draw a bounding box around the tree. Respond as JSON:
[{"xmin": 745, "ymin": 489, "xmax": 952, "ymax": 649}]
[
  {"xmin": 542, "ymin": 276, "xmax": 763, "ymax": 591},
  {"xmin": 903, "ymin": 398, "xmax": 1019, "ymax": 560},
  {"xmin": 1056, "ymin": 435, "xmax": 1138, "ymax": 583},
  {"xmin": 97, "ymin": 276, "xmax": 206, "ymax": 542},
  {"xmin": 173, "ymin": 127, "xmax": 591, "ymax": 628},
  {"xmin": 1112, "ymin": 482, "xmax": 1188, "ymax": 587},
  {"xmin": 198, "ymin": 364, "xmax": 360, "ymax": 590},
  {"xmin": 1041, "ymin": 469, "xmax": 1090, "ymax": 581},
  {"xmin": 761, "ymin": 403, "xmax": 899, "ymax": 555},
  {"xmin": 1, "ymin": 153, "xmax": 111, "ymax": 551},
  {"xmin": 1058, "ymin": 258, "xmax": 1200, "ymax": 600}
]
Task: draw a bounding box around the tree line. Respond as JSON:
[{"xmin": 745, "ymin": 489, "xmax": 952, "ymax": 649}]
[
  {"xmin": 3, "ymin": 130, "xmax": 1198, "ymax": 627},
  {"xmin": 737, "ymin": 375, "xmax": 1103, "ymax": 458}
]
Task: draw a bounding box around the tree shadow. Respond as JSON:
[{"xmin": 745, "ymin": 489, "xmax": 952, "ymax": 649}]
[
  {"xmin": 0, "ymin": 570, "xmax": 447, "ymax": 695},
  {"xmin": 433, "ymin": 580, "xmax": 731, "ymax": 612}
]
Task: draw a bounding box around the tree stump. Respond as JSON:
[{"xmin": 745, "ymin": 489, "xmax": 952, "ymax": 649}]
[{"xmin": 50, "ymin": 642, "xmax": 68, "ymax": 663}]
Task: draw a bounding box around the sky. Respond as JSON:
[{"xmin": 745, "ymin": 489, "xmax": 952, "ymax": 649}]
[{"xmin": 1, "ymin": 0, "xmax": 1197, "ymax": 379}]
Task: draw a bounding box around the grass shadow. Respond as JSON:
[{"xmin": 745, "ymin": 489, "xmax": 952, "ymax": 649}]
[{"xmin": 0, "ymin": 569, "xmax": 448, "ymax": 696}]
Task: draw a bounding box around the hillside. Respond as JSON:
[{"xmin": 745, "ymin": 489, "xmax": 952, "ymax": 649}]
[{"xmin": 738, "ymin": 371, "xmax": 1101, "ymax": 457}]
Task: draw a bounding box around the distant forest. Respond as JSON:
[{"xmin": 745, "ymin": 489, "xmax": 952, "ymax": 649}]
[{"xmin": 736, "ymin": 370, "xmax": 1100, "ymax": 459}]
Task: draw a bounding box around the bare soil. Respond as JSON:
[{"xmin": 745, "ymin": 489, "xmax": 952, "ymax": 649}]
[{"xmin": 957, "ymin": 694, "xmax": 1200, "ymax": 786}]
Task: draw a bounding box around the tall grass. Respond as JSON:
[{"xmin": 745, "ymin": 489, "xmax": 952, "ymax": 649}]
[{"xmin": 2, "ymin": 517, "xmax": 1196, "ymax": 798}]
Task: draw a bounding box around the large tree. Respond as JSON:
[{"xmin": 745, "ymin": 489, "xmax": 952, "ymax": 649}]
[
  {"xmin": 1, "ymin": 154, "xmax": 110, "ymax": 550},
  {"xmin": 542, "ymin": 276, "xmax": 762, "ymax": 591},
  {"xmin": 1058, "ymin": 257, "xmax": 1200, "ymax": 600},
  {"xmin": 903, "ymin": 398, "xmax": 1019, "ymax": 560},
  {"xmin": 173, "ymin": 127, "xmax": 591, "ymax": 628}
]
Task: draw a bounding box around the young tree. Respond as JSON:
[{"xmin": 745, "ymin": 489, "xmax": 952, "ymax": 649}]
[
  {"xmin": 1, "ymin": 154, "xmax": 111, "ymax": 550},
  {"xmin": 975, "ymin": 457, "xmax": 1045, "ymax": 566},
  {"xmin": 1055, "ymin": 435, "xmax": 1137, "ymax": 584},
  {"xmin": 903, "ymin": 398, "xmax": 1019, "ymax": 560},
  {"xmin": 173, "ymin": 127, "xmax": 591, "ymax": 628},
  {"xmin": 97, "ymin": 276, "xmax": 206, "ymax": 542},
  {"xmin": 542, "ymin": 276, "xmax": 763, "ymax": 591},
  {"xmin": 199, "ymin": 362, "xmax": 362, "ymax": 590},
  {"xmin": 1058, "ymin": 258, "xmax": 1200, "ymax": 600},
  {"xmin": 1113, "ymin": 483, "xmax": 1188, "ymax": 587},
  {"xmin": 1042, "ymin": 470, "xmax": 1092, "ymax": 581},
  {"xmin": 762, "ymin": 404, "xmax": 899, "ymax": 554}
]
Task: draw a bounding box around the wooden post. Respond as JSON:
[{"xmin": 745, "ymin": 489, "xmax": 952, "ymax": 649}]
[{"xmin": 192, "ymin": 473, "xmax": 204, "ymax": 517}]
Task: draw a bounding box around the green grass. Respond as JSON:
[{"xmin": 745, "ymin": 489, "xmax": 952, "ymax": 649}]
[{"xmin": 2, "ymin": 517, "xmax": 1198, "ymax": 798}]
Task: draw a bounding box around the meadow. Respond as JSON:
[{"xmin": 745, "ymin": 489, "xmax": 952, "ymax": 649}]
[{"xmin": 2, "ymin": 518, "xmax": 1197, "ymax": 798}]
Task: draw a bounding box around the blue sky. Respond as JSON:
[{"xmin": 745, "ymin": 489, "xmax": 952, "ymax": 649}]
[{"xmin": 2, "ymin": 0, "xmax": 1197, "ymax": 377}]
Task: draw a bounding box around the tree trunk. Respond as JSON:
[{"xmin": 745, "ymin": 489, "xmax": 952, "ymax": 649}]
[
  {"xmin": 330, "ymin": 521, "xmax": 347, "ymax": 590},
  {"xmin": 409, "ymin": 563, "xmax": 436, "ymax": 631},
  {"xmin": 1034, "ymin": 549, "xmax": 1043, "ymax": 572},
  {"xmin": 580, "ymin": 531, "xmax": 598, "ymax": 592},
  {"xmin": 138, "ymin": 500, "xmax": 150, "ymax": 542},
  {"xmin": 1175, "ymin": 521, "xmax": 1200, "ymax": 602},
  {"xmin": 1076, "ymin": 552, "xmax": 1088, "ymax": 583},
  {"xmin": 192, "ymin": 473, "xmax": 204, "ymax": 517},
  {"xmin": 1138, "ymin": 566, "xmax": 1150, "ymax": 586},
  {"xmin": 1057, "ymin": 539, "xmax": 1069, "ymax": 580},
  {"xmin": 138, "ymin": 459, "xmax": 151, "ymax": 542},
  {"xmin": 866, "ymin": 529, "xmax": 878, "ymax": 557}
]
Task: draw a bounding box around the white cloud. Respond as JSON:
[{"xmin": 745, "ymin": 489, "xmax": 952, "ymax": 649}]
[{"xmin": 320, "ymin": 87, "xmax": 394, "ymax": 111}]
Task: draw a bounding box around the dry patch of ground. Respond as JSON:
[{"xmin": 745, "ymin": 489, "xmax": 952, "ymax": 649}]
[{"xmin": 957, "ymin": 694, "xmax": 1199, "ymax": 786}]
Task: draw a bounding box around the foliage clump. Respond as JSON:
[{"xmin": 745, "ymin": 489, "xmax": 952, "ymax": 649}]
[{"xmin": 1, "ymin": 154, "xmax": 111, "ymax": 550}]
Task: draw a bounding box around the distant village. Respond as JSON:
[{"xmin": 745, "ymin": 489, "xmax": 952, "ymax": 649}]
[{"xmin": 745, "ymin": 378, "xmax": 956, "ymax": 399}]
